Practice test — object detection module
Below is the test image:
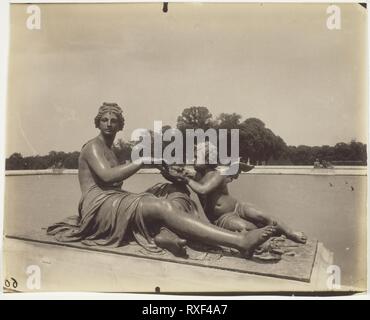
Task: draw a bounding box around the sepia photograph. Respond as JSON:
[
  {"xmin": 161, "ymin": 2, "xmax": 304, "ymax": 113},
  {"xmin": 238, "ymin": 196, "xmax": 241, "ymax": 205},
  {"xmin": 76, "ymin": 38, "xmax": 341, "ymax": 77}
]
[{"xmin": 1, "ymin": 1, "xmax": 368, "ymax": 295}]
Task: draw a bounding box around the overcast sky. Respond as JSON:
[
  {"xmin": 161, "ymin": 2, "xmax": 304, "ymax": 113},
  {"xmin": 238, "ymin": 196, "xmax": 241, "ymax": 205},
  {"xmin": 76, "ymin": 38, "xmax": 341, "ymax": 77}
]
[{"xmin": 6, "ymin": 3, "xmax": 367, "ymax": 156}]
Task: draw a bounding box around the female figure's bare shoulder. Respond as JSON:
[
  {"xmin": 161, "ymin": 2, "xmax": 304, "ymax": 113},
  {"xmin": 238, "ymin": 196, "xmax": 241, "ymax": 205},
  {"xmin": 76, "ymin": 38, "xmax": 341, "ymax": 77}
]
[
  {"xmin": 80, "ymin": 138, "xmax": 102, "ymax": 159},
  {"xmin": 80, "ymin": 137, "xmax": 109, "ymax": 168}
]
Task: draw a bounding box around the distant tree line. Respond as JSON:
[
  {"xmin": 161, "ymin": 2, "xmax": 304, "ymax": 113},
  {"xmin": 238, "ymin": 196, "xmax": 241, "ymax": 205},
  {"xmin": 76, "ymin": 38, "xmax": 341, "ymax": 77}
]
[
  {"xmin": 287, "ymin": 141, "xmax": 367, "ymax": 166},
  {"xmin": 5, "ymin": 106, "xmax": 367, "ymax": 170},
  {"xmin": 6, "ymin": 151, "xmax": 80, "ymax": 170}
]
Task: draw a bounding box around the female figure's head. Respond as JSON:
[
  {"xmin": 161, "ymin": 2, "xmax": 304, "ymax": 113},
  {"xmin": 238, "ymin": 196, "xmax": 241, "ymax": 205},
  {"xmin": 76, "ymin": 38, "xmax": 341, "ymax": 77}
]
[{"xmin": 94, "ymin": 102, "xmax": 125, "ymax": 135}]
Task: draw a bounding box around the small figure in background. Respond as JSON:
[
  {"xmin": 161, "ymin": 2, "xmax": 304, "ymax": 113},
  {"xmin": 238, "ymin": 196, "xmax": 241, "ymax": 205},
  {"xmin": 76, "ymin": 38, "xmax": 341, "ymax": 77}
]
[{"xmin": 313, "ymin": 158, "xmax": 322, "ymax": 168}]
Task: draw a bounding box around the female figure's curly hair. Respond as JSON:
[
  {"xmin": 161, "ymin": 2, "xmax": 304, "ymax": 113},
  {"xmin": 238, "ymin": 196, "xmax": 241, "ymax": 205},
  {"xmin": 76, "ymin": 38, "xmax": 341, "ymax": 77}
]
[{"xmin": 94, "ymin": 102, "xmax": 125, "ymax": 131}]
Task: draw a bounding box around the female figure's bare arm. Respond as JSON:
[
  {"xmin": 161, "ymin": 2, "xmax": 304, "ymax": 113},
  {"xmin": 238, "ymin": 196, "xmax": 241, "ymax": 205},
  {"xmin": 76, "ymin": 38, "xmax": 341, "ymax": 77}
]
[{"xmin": 85, "ymin": 142, "xmax": 143, "ymax": 183}]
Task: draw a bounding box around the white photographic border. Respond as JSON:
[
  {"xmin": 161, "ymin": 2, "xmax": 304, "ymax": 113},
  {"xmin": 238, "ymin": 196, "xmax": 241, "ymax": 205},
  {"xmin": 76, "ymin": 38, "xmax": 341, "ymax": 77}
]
[{"xmin": 0, "ymin": 0, "xmax": 368, "ymax": 300}]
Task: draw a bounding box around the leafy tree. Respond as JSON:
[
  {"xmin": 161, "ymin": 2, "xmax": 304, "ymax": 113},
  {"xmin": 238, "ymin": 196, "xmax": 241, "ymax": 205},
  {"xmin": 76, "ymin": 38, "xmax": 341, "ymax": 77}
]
[
  {"xmin": 216, "ymin": 113, "xmax": 242, "ymax": 129},
  {"xmin": 271, "ymin": 135, "xmax": 288, "ymax": 160},
  {"xmin": 333, "ymin": 142, "xmax": 352, "ymax": 162},
  {"xmin": 238, "ymin": 118, "xmax": 289, "ymax": 164},
  {"xmin": 214, "ymin": 113, "xmax": 242, "ymax": 158},
  {"xmin": 63, "ymin": 152, "xmax": 80, "ymax": 169},
  {"xmin": 6, "ymin": 153, "xmax": 25, "ymax": 170},
  {"xmin": 348, "ymin": 140, "xmax": 367, "ymax": 163},
  {"xmin": 239, "ymin": 118, "xmax": 268, "ymax": 163},
  {"xmin": 177, "ymin": 106, "xmax": 214, "ymax": 131},
  {"xmin": 288, "ymin": 145, "xmax": 314, "ymax": 165}
]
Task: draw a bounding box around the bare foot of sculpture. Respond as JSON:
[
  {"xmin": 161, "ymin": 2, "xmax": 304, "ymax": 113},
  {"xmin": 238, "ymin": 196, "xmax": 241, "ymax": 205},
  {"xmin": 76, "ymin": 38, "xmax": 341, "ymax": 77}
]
[
  {"xmin": 154, "ymin": 227, "xmax": 188, "ymax": 257},
  {"xmin": 286, "ymin": 231, "xmax": 307, "ymax": 244},
  {"xmin": 239, "ymin": 225, "xmax": 277, "ymax": 258}
]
